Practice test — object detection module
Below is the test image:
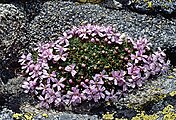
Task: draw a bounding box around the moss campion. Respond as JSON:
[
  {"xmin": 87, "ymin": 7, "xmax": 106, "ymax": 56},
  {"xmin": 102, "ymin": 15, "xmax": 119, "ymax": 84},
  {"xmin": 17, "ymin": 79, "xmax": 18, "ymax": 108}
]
[{"xmin": 19, "ymin": 24, "xmax": 170, "ymax": 109}]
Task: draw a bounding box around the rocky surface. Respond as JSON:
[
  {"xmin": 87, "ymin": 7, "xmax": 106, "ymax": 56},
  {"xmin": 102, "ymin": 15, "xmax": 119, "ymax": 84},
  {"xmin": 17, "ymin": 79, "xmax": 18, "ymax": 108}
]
[
  {"xmin": 29, "ymin": 1, "xmax": 176, "ymax": 64},
  {"xmin": 0, "ymin": 107, "xmax": 99, "ymax": 120},
  {"xmin": 0, "ymin": 69, "xmax": 175, "ymax": 119},
  {"xmin": 0, "ymin": 4, "xmax": 26, "ymax": 59},
  {"xmin": 0, "ymin": 4, "xmax": 26, "ymax": 84},
  {"xmin": 127, "ymin": 0, "xmax": 176, "ymax": 17},
  {"xmin": 0, "ymin": 0, "xmax": 176, "ymax": 120},
  {"xmin": 0, "ymin": 77, "xmax": 35, "ymax": 112},
  {"xmin": 29, "ymin": 1, "xmax": 176, "ymax": 49}
]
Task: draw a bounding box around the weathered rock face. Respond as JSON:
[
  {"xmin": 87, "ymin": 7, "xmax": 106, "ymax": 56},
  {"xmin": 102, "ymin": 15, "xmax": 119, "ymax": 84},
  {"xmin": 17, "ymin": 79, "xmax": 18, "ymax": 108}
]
[
  {"xmin": 0, "ymin": 1, "xmax": 176, "ymax": 119},
  {"xmin": 30, "ymin": 1, "xmax": 176, "ymax": 50},
  {"xmin": 0, "ymin": 4, "xmax": 26, "ymax": 58},
  {"xmin": 0, "ymin": 4, "xmax": 27, "ymax": 84},
  {"xmin": 0, "ymin": 77, "xmax": 35, "ymax": 112},
  {"xmin": 0, "ymin": 0, "xmax": 45, "ymax": 84},
  {"xmin": 126, "ymin": 0, "xmax": 176, "ymax": 17},
  {"xmin": 77, "ymin": 0, "xmax": 103, "ymax": 3}
]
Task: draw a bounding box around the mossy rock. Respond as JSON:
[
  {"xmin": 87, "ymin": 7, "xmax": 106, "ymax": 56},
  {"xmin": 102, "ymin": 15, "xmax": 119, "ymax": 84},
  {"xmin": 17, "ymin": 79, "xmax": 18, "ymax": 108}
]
[{"xmin": 115, "ymin": 68, "xmax": 176, "ymax": 112}]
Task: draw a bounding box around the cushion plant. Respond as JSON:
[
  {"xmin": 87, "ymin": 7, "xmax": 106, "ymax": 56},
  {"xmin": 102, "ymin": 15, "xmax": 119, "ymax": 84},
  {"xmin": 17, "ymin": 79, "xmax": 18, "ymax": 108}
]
[{"xmin": 19, "ymin": 24, "xmax": 170, "ymax": 109}]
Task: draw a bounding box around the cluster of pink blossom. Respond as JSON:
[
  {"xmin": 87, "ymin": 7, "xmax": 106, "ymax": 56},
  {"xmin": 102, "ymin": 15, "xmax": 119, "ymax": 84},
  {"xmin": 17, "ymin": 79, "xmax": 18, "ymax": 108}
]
[{"xmin": 19, "ymin": 24, "xmax": 170, "ymax": 109}]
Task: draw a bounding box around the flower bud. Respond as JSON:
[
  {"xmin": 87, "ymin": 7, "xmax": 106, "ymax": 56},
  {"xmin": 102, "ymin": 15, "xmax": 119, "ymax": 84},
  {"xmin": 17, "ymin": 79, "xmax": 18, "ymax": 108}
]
[
  {"xmin": 104, "ymin": 65, "xmax": 110, "ymax": 69},
  {"xmin": 81, "ymin": 63, "xmax": 86, "ymax": 67},
  {"xmin": 111, "ymin": 60, "xmax": 115, "ymax": 64},
  {"xmin": 124, "ymin": 57, "xmax": 128, "ymax": 61},
  {"xmin": 108, "ymin": 57, "xmax": 112, "ymax": 61},
  {"xmin": 73, "ymin": 47, "xmax": 76, "ymax": 50},
  {"xmin": 108, "ymin": 41, "xmax": 112, "ymax": 44},
  {"xmin": 85, "ymin": 79, "xmax": 89, "ymax": 82},
  {"xmin": 58, "ymin": 66, "xmax": 62, "ymax": 70},
  {"xmin": 84, "ymin": 56, "xmax": 88, "ymax": 60},
  {"xmin": 95, "ymin": 38, "xmax": 100, "ymax": 42},
  {"xmin": 120, "ymin": 56, "xmax": 124, "ymax": 59},
  {"xmin": 113, "ymin": 51, "xmax": 118, "ymax": 54},
  {"xmin": 69, "ymin": 79, "xmax": 73, "ymax": 84},
  {"xmin": 93, "ymin": 65, "xmax": 98, "ymax": 70},
  {"xmin": 120, "ymin": 33, "xmax": 126, "ymax": 39},
  {"xmin": 97, "ymin": 61, "xmax": 101, "ymax": 64},
  {"xmin": 102, "ymin": 50, "xmax": 105, "ymax": 54},
  {"xmin": 100, "ymin": 45, "xmax": 104, "ymax": 48},
  {"xmin": 128, "ymin": 50, "xmax": 131, "ymax": 54},
  {"xmin": 80, "ymin": 82, "xmax": 85, "ymax": 86},
  {"xmin": 124, "ymin": 48, "xmax": 129, "ymax": 51},
  {"xmin": 104, "ymin": 38, "xmax": 108, "ymax": 42},
  {"xmin": 115, "ymin": 47, "xmax": 119, "ymax": 50},
  {"xmin": 84, "ymin": 49, "xmax": 87, "ymax": 52}
]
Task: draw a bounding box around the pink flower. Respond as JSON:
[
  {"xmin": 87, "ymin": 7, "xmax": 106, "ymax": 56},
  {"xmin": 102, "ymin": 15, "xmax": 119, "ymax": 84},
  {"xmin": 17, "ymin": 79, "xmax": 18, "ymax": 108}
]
[
  {"xmin": 28, "ymin": 64, "xmax": 42, "ymax": 78},
  {"xmin": 47, "ymin": 88, "xmax": 58, "ymax": 104},
  {"xmin": 65, "ymin": 86, "xmax": 84, "ymax": 106},
  {"xmin": 149, "ymin": 62, "xmax": 161, "ymax": 75},
  {"xmin": 53, "ymin": 49, "xmax": 68, "ymax": 62},
  {"xmin": 127, "ymin": 76, "xmax": 143, "ymax": 88},
  {"xmin": 85, "ymin": 24, "xmax": 93, "ymax": 35},
  {"xmin": 105, "ymin": 89, "xmax": 120, "ymax": 102},
  {"xmin": 56, "ymin": 32, "xmax": 71, "ymax": 46},
  {"xmin": 41, "ymin": 70, "xmax": 56, "ymax": 83},
  {"xmin": 54, "ymin": 44, "xmax": 68, "ymax": 52},
  {"xmin": 38, "ymin": 94, "xmax": 50, "ymax": 109},
  {"xmin": 22, "ymin": 79, "xmax": 37, "ymax": 93},
  {"xmin": 52, "ymin": 77, "xmax": 66, "ymax": 91},
  {"xmin": 21, "ymin": 61, "xmax": 34, "ymax": 73},
  {"xmin": 127, "ymin": 63, "xmax": 141, "ymax": 76},
  {"xmin": 19, "ymin": 53, "xmax": 32, "ymax": 65},
  {"xmin": 36, "ymin": 42, "xmax": 54, "ymax": 53},
  {"xmin": 82, "ymin": 87, "xmax": 93, "ymax": 101},
  {"xmin": 54, "ymin": 91, "xmax": 64, "ymax": 107},
  {"xmin": 91, "ymin": 85, "xmax": 105, "ymax": 102},
  {"xmin": 89, "ymin": 78, "xmax": 104, "ymax": 87},
  {"xmin": 39, "ymin": 48, "xmax": 53, "ymax": 60},
  {"xmin": 131, "ymin": 51, "xmax": 148, "ymax": 64},
  {"xmin": 133, "ymin": 37, "xmax": 151, "ymax": 51},
  {"xmin": 36, "ymin": 83, "xmax": 51, "ymax": 95},
  {"xmin": 65, "ymin": 64, "xmax": 77, "ymax": 77},
  {"xmin": 93, "ymin": 70, "xmax": 109, "ymax": 81},
  {"xmin": 127, "ymin": 63, "xmax": 142, "ymax": 87},
  {"xmin": 109, "ymin": 70, "xmax": 126, "ymax": 86},
  {"xmin": 78, "ymin": 27, "xmax": 89, "ymax": 39}
]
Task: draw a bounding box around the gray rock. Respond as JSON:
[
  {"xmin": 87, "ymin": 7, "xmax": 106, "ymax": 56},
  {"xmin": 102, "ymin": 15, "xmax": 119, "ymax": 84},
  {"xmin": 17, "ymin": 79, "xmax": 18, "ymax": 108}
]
[
  {"xmin": 126, "ymin": 0, "xmax": 176, "ymax": 16},
  {"xmin": 0, "ymin": 77, "xmax": 35, "ymax": 112},
  {"xmin": 29, "ymin": 1, "xmax": 176, "ymax": 52},
  {"xmin": 0, "ymin": 108, "xmax": 14, "ymax": 120},
  {"xmin": 0, "ymin": 0, "xmax": 176, "ymax": 119},
  {"xmin": 0, "ymin": 4, "xmax": 27, "ymax": 84},
  {"xmin": 19, "ymin": 103, "xmax": 99, "ymax": 120},
  {"xmin": 100, "ymin": 0, "xmax": 123, "ymax": 9},
  {"xmin": 0, "ymin": 4, "xmax": 26, "ymax": 59}
]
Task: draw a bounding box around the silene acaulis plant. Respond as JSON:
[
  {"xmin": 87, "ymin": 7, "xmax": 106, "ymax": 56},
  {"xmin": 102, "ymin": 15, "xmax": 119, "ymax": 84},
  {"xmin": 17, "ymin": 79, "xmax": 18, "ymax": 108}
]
[{"xmin": 19, "ymin": 24, "xmax": 170, "ymax": 109}]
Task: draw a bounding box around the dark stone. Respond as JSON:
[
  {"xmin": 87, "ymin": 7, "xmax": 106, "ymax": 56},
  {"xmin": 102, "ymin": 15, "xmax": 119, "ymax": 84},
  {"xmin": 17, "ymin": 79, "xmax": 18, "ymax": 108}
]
[
  {"xmin": 135, "ymin": 95, "xmax": 176, "ymax": 115},
  {"xmin": 164, "ymin": 46, "xmax": 176, "ymax": 66},
  {"xmin": 126, "ymin": 0, "xmax": 176, "ymax": 18},
  {"xmin": 0, "ymin": 77, "xmax": 36, "ymax": 112},
  {"xmin": 114, "ymin": 106, "xmax": 137, "ymax": 119},
  {"xmin": 0, "ymin": 93, "xmax": 6, "ymax": 111}
]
